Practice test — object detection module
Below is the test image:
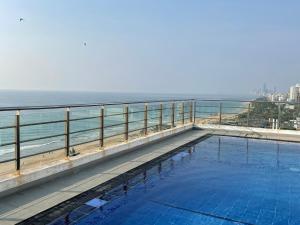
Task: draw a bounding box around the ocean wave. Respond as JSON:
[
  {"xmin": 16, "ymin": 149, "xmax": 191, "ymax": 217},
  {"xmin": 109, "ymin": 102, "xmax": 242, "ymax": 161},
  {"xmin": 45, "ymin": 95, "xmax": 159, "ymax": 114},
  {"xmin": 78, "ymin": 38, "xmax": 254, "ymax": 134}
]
[{"xmin": 0, "ymin": 140, "xmax": 60, "ymax": 155}]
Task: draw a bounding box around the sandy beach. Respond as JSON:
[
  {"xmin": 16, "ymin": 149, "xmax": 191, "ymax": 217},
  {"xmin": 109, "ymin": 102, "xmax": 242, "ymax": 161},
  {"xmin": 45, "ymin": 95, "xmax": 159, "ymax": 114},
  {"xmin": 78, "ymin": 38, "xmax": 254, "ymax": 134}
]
[{"xmin": 0, "ymin": 123, "xmax": 171, "ymax": 177}]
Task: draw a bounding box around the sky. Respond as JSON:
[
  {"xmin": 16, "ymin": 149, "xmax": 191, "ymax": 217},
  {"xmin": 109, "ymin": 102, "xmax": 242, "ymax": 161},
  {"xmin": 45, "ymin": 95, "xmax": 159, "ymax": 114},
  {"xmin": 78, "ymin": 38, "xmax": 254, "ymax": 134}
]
[{"xmin": 0, "ymin": 0, "xmax": 300, "ymax": 95}]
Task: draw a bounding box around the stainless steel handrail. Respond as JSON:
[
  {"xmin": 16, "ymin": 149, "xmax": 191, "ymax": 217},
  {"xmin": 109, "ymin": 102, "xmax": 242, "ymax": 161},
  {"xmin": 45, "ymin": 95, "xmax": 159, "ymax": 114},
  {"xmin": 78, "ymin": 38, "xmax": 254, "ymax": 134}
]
[{"xmin": 0, "ymin": 99, "xmax": 299, "ymax": 173}]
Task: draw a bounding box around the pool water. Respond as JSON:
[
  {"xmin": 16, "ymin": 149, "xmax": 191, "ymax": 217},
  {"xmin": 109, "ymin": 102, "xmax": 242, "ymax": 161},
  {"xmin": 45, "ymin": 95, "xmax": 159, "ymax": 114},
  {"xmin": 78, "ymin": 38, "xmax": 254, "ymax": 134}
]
[{"xmin": 45, "ymin": 136, "xmax": 300, "ymax": 224}]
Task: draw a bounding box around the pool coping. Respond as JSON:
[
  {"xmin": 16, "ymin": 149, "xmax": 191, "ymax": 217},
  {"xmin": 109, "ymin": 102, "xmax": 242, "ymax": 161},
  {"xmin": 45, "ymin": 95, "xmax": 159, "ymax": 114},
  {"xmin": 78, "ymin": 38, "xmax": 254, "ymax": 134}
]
[{"xmin": 196, "ymin": 124, "xmax": 300, "ymax": 142}]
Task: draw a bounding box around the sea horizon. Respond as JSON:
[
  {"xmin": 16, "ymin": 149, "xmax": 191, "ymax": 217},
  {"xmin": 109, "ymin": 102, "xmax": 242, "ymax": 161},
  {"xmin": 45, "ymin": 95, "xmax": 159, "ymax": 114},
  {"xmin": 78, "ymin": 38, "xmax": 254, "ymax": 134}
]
[{"xmin": 0, "ymin": 89, "xmax": 254, "ymax": 107}]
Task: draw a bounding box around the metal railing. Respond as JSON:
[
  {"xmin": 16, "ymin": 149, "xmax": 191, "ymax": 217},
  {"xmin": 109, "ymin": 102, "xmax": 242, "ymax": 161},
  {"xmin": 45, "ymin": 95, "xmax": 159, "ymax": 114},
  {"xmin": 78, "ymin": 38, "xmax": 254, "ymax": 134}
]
[
  {"xmin": 0, "ymin": 99, "xmax": 195, "ymax": 172},
  {"xmin": 195, "ymin": 99, "xmax": 300, "ymax": 130},
  {"xmin": 0, "ymin": 98, "xmax": 299, "ymax": 173}
]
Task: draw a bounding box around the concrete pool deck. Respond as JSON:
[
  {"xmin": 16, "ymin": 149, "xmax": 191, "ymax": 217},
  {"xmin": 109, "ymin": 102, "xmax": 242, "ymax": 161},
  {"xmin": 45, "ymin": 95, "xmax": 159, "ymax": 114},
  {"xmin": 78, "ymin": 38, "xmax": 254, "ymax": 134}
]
[
  {"xmin": 0, "ymin": 128, "xmax": 209, "ymax": 225},
  {"xmin": 0, "ymin": 124, "xmax": 299, "ymax": 224}
]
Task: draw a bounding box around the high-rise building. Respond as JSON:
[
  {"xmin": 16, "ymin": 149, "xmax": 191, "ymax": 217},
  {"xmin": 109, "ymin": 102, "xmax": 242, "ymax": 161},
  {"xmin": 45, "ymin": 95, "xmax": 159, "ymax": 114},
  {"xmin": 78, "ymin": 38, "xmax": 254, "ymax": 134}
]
[{"xmin": 289, "ymin": 84, "xmax": 300, "ymax": 102}]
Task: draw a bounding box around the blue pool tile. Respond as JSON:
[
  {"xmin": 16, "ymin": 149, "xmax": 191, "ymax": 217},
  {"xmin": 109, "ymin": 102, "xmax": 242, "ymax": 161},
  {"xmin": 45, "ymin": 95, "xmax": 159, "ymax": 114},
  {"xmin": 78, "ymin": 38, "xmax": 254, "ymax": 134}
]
[{"xmin": 45, "ymin": 136, "xmax": 300, "ymax": 225}]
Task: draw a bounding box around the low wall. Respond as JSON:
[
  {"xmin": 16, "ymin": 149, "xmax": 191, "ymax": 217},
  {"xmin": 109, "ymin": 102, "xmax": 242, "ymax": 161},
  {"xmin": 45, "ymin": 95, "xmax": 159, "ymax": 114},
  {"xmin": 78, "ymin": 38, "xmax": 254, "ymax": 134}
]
[{"xmin": 0, "ymin": 124, "xmax": 193, "ymax": 197}]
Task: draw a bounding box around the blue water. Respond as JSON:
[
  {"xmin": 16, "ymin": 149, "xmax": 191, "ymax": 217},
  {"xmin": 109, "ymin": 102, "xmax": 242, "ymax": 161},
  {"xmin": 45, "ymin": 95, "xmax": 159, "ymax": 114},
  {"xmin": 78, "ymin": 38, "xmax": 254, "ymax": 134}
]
[
  {"xmin": 50, "ymin": 136, "xmax": 300, "ymax": 225},
  {"xmin": 0, "ymin": 91, "xmax": 248, "ymax": 161}
]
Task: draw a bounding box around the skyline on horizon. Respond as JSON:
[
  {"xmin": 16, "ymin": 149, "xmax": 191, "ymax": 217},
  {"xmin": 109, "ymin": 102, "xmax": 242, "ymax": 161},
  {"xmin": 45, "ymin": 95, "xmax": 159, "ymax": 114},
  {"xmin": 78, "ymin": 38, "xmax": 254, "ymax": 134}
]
[{"xmin": 1, "ymin": 0, "xmax": 300, "ymax": 95}]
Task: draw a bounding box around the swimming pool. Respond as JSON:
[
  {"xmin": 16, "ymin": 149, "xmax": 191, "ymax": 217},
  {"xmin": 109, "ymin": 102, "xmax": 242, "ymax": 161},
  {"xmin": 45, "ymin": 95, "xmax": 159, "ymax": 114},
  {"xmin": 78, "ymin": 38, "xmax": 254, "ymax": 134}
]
[{"xmin": 21, "ymin": 135, "xmax": 300, "ymax": 225}]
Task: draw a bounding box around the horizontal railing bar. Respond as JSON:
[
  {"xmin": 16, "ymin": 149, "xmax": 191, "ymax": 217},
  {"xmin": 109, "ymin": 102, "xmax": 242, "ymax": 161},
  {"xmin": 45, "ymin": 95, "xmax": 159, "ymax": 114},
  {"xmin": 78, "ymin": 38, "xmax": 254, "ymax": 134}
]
[
  {"xmin": 252, "ymin": 119, "xmax": 277, "ymax": 122},
  {"xmin": 129, "ymin": 110, "xmax": 146, "ymax": 114},
  {"xmin": 0, "ymin": 125, "xmax": 15, "ymax": 130},
  {"xmin": 0, "ymin": 99, "xmax": 196, "ymax": 112},
  {"xmin": 21, "ymin": 120, "xmax": 66, "ymax": 127},
  {"xmin": 197, "ymin": 105, "xmax": 219, "ymax": 108},
  {"xmin": 219, "ymin": 112, "xmax": 242, "ymax": 115},
  {"xmin": 130, "ymin": 107, "xmax": 172, "ymax": 114},
  {"xmin": 104, "ymin": 112, "xmax": 125, "ymax": 118},
  {"xmin": 148, "ymin": 116, "xmax": 161, "ymax": 120},
  {"xmin": 146, "ymin": 108, "xmax": 162, "ymax": 112},
  {"xmin": 196, "ymin": 117, "xmax": 276, "ymax": 122},
  {"xmin": 128, "ymin": 119, "xmax": 145, "ymax": 124},
  {"xmin": 1, "ymin": 98, "xmax": 300, "ymax": 112},
  {"xmin": 70, "ymin": 127, "xmax": 100, "ymax": 135},
  {"xmin": 195, "ymin": 111, "xmax": 219, "ymax": 114},
  {"xmin": 0, "ymin": 158, "xmax": 15, "ymax": 163},
  {"xmin": 21, "ymin": 133, "xmax": 65, "ymax": 143},
  {"xmin": 177, "ymin": 111, "xmax": 186, "ymax": 114},
  {"xmin": 0, "ymin": 141, "xmax": 16, "ymax": 147},
  {"xmin": 70, "ymin": 116, "xmax": 100, "ymax": 122},
  {"xmin": 194, "ymin": 100, "xmax": 251, "ymax": 103},
  {"xmin": 221, "ymin": 106, "xmax": 249, "ymax": 109},
  {"xmin": 70, "ymin": 138, "xmax": 101, "ymax": 148},
  {"xmin": 128, "ymin": 127, "xmax": 145, "ymax": 133},
  {"xmin": 104, "ymin": 132, "xmax": 125, "ymax": 139},
  {"xmin": 104, "ymin": 122, "xmax": 126, "ymax": 129},
  {"xmin": 147, "ymin": 124, "xmax": 161, "ymax": 129}
]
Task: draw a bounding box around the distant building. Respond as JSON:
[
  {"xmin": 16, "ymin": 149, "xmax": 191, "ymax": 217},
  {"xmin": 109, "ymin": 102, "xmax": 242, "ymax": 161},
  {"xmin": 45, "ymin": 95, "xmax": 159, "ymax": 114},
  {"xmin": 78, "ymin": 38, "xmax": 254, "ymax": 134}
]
[
  {"xmin": 289, "ymin": 84, "xmax": 300, "ymax": 102},
  {"xmin": 268, "ymin": 93, "xmax": 287, "ymax": 102},
  {"xmin": 291, "ymin": 117, "xmax": 300, "ymax": 130}
]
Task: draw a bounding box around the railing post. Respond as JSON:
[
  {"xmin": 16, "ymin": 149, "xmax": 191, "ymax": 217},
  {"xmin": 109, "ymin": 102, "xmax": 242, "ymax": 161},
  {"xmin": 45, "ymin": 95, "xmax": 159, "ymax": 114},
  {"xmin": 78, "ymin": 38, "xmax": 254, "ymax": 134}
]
[
  {"xmin": 278, "ymin": 104, "xmax": 281, "ymax": 130},
  {"xmin": 100, "ymin": 106, "xmax": 104, "ymax": 147},
  {"xmin": 193, "ymin": 101, "xmax": 196, "ymax": 124},
  {"xmin": 189, "ymin": 101, "xmax": 193, "ymax": 123},
  {"xmin": 15, "ymin": 110, "xmax": 21, "ymax": 173},
  {"xmin": 65, "ymin": 108, "xmax": 70, "ymax": 157},
  {"xmin": 125, "ymin": 105, "xmax": 129, "ymax": 141},
  {"xmin": 247, "ymin": 103, "xmax": 250, "ymax": 127},
  {"xmin": 144, "ymin": 103, "xmax": 148, "ymax": 135},
  {"xmin": 182, "ymin": 102, "xmax": 185, "ymax": 125},
  {"xmin": 171, "ymin": 102, "xmax": 175, "ymax": 128},
  {"xmin": 159, "ymin": 103, "xmax": 163, "ymax": 131},
  {"xmin": 219, "ymin": 102, "xmax": 222, "ymax": 125}
]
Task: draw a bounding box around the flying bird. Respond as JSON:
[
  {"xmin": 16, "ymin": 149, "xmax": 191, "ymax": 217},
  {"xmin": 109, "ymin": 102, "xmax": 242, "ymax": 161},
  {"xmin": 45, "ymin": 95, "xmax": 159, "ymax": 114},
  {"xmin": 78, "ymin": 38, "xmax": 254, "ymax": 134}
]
[
  {"xmin": 19, "ymin": 18, "xmax": 24, "ymax": 22},
  {"xmin": 83, "ymin": 42, "xmax": 87, "ymax": 46}
]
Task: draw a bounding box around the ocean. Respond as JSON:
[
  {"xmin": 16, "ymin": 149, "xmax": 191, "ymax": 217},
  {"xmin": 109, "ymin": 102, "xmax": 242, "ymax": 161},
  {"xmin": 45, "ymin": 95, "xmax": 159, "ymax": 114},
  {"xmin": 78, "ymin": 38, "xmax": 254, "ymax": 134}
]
[{"xmin": 0, "ymin": 90, "xmax": 251, "ymax": 162}]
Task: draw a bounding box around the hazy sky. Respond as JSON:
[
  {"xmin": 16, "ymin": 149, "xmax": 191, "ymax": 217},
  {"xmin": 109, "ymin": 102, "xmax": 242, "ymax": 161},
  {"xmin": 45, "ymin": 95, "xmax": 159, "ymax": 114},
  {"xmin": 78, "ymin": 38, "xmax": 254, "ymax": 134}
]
[{"xmin": 0, "ymin": 0, "xmax": 300, "ymax": 95}]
